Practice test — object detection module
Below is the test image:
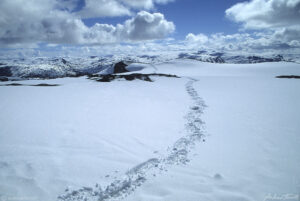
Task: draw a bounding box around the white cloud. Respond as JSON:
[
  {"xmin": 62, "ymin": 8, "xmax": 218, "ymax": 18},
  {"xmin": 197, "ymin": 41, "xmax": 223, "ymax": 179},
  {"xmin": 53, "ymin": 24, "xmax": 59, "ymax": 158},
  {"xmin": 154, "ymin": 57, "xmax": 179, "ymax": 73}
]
[
  {"xmin": 186, "ymin": 33, "xmax": 209, "ymax": 44},
  {"xmin": 222, "ymin": 0, "xmax": 300, "ymax": 52},
  {"xmin": 0, "ymin": 0, "xmax": 87, "ymax": 47},
  {"xmin": 122, "ymin": 11, "xmax": 175, "ymax": 41},
  {"xmin": 122, "ymin": 0, "xmax": 174, "ymax": 9},
  {"xmin": 226, "ymin": 0, "xmax": 300, "ymax": 30},
  {"xmin": 273, "ymin": 27, "xmax": 300, "ymax": 42},
  {"xmin": 122, "ymin": 0, "xmax": 156, "ymax": 9},
  {"xmin": 1, "ymin": 0, "xmax": 298, "ymax": 55},
  {"xmin": 78, "ymin": 0, "xmax": 131, "ymax": 18},
  {"xmin": 184, "ymin": 31, "xmax": 300, "ymax": 53},
  {"xmin": 83, "ymin": 11, "xmax": 175, "ymax": 43},
  {"xmin": 77, "ymin": 0, "xmax": 175, "ymax": 18},
  {"xmin": 0, "ymin": 0, "xmax": 175, "ymax": 47}
]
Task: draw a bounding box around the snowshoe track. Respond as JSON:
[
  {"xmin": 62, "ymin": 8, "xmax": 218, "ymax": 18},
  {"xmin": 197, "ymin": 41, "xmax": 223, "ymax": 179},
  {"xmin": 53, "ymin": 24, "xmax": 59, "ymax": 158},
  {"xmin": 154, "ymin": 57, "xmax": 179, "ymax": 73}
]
[{"xmin": 57, "ymin": 78, "xmax": 206, "ymax": 201}]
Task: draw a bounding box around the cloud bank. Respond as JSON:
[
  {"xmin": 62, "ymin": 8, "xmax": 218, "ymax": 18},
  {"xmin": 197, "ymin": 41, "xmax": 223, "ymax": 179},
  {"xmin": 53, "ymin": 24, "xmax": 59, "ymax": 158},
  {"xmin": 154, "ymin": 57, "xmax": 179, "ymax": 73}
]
[
  {"xmin": 186, "ymin": 0, "xmax": 300, "ymax": 53},
  {"xmin": 0, "ymin": 0, "xmax": 175, "ymax": 47},
  {"xmin": 225, "ymin": 0, "xmax": 300, "ymax": 30},
  {"xmin": 225, "ymin": 0, "xmax": 300, "ymax": 47},
  {"xmin": 1, "ymin": 0, "xmax": 299, "ymax": 55}
]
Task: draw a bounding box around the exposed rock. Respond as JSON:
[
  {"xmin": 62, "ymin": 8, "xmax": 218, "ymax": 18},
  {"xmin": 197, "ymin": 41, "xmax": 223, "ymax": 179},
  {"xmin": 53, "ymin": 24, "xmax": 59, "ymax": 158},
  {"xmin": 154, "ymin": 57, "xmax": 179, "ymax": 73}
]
[
  {"xmin": 276, "ymin": 75, "xmax": 300, "ymax": 79},
  {"xmin": 89, "ymin": 73, "xmax": 179, "ymax": 82},
  {"xmin": 0, "ymin": 66, "xmax": 12, "ymax": 77},
  {"xmin": 247, "ymin": 55, "xmax": 284, "ymax": 63},
  {"xmin": 113, "ymin": 61, "xmax": 129, "ymax": 74},
  {"xmin": 211, "ymin": 56, "xmax": 225, "ymax": 63},
  {"xmin": 30, "ymin": 83, "xmax": 60, "ymax": 87},
  {"xmin": 61, "ymin": 58, "xmax": 68, "ymax": 64},
  {"xmin": 90, "ymin": 74, "xmax": 152, "ymax": 82},
  {"xmin": 0, "ymin": 83, "xmax": 60, "ymax": 87},
  {"xmin": 5, "ymin": 83, "xmax": 23, "ymax": 86},
  {"xmin": 0, "ymin": 76, "xmax": 9, "ymax": 81}
]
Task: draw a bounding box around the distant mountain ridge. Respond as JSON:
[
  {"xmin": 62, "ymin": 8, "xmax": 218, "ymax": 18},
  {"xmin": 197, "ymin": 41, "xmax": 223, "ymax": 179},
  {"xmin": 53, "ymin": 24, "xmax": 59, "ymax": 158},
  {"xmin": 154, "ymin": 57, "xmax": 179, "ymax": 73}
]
[
  {"xmin": 178, "ymin": 51, "xmax": 286, "ymax": 64},
  {"xmin": 0, "ymin": 51, "xmax": 297, "ymax": 80}
]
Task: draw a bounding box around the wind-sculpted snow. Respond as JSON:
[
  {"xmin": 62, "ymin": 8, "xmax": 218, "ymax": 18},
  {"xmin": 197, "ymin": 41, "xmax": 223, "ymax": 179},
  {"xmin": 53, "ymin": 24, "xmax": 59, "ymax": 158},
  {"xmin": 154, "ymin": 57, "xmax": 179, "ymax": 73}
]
[{"xmin": 57, "ymin": 79, "xmax": 206, "ymax": 201}]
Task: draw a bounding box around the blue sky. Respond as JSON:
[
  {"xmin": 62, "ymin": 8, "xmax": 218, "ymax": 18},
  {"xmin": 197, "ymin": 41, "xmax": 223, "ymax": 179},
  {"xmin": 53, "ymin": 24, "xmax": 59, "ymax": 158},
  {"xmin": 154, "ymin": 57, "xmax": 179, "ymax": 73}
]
[
  {"xmin": 0, "ymin": 0, "xmax": 299, "ymax": 56},
  {"xmin": 83, "ymin": 0, "xmax": 244, "ymax": 39},
  {"xmin": 155, "ymin": 0, "xmax": 244, "ymax": 37}
]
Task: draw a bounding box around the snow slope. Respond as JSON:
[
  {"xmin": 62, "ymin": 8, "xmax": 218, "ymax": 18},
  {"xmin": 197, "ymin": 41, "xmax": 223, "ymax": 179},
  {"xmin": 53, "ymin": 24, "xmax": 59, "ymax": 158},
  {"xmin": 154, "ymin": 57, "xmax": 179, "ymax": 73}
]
[
  {"xmin": 0, "ymin": 59, "xmax": 300, "ymax": 201},
  {"xmin": 124, "ymin": 60, "xmax": 300, "ymax": 201},
  {"xmin": 0, "ymin": 76, "xmax": 191, "ymax": 201}
]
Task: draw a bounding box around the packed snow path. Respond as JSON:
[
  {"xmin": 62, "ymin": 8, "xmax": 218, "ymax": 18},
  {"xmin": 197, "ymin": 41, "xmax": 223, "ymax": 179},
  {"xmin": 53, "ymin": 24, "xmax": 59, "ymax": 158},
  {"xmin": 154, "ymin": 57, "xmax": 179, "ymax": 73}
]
[{"xmin": 57, "ymin": 78, "xmax": 206, "ymax": 201}]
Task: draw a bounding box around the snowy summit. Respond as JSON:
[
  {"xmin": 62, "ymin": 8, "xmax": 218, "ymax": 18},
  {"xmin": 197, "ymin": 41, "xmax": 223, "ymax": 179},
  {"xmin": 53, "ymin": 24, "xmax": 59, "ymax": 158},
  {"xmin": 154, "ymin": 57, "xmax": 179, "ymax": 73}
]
[{"xmin": 0, "ymin": 1, "xmax": 300, "ymax": 201}]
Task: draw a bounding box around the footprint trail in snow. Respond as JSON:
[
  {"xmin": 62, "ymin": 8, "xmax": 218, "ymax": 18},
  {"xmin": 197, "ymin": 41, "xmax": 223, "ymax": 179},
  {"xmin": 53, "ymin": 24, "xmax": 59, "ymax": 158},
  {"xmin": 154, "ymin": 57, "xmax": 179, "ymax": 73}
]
[{"xmin": 57, "ymin": 78, "xmax": 206, "ymax": 201}]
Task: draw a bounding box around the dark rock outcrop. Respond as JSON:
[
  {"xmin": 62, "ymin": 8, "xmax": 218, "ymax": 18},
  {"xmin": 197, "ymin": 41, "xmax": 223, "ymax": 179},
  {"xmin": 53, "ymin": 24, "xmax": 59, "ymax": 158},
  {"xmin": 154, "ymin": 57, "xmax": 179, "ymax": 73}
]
[
  {"xmin": 5, "ymin": 83, "xmax": 23, "ymax": 86},
  {"xmin": 211, "ymin": 56, "xmax": 225, "ymax": 63},
  {"xmin": 31, "ymin": 83, "xmax": 60, "ymax": 87},
  {"xmin": 247, "ymin": 55, "xmax": 284, "ymax": 63},
  {"xmin": 61, "ymin": 58, "xmax": 68, "ymax": 64},
  {"xmin": 0, "ymin": 76, "xmax": 9, "ymax": 81},
  {"xmin": 276, "ymin": 75, "xmax": 300, "ymax": 79},
  {"xmin": 0, "ymin": 67, "xmax": 12, "ymax": 77},
  {"xmin": 113, "ymin": 62, "xmax": 129, "ymax": 74},
  {"xmin": 89, "ymin": 73, "xmax": 179, "ymax": 82},
  {"xmin": 0, "ymin": 83, "xmax": 60, "ymax": 87}
]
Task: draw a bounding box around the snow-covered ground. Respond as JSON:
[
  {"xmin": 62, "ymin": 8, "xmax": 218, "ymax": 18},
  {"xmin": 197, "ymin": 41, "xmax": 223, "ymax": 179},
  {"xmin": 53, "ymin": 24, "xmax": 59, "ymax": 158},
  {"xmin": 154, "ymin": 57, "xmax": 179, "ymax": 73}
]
[
  {"xmin": 124, "ymin": 61, "xmax": 300, "ymax": 201},
  {"xmin": 0, "ymin": 59, "xmax": 299, "ymax": 201}
]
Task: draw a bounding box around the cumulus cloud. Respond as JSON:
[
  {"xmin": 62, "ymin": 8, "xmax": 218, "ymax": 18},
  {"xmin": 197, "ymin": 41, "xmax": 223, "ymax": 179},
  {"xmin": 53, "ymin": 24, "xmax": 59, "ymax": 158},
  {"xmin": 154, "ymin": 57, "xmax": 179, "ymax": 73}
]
[
  {"xmin": 226, "ymin": 0, "xmax": 300, "ymax": 30},
  {"xmin": 221, "ymin": 0, "xmax": 300, "ymax": 52},
  {"xmin": 186, "ymin": 33, "xmax": 209, "ymax": 44},
  {"xmin": 78, "ymin": 0, "xmax": 131, "ymax": 18},
  {"xmin": 273, "ymin": 27, "xmax": 300, "ymax": 42},
  {"xmin": 78, "ymin": 0, "xmax": 175, "ymax": 18},
  {"xmin": 0, "ymin": 0, "xmax": 175, "ymax": 47},
  {"xmin": 82, "ymin": 11, "xmax": 174, "ymax": 43},
  {"xmin": 184, "ymin": 31, "xmax": 300, "ymax": 53},
  {"xmin": 0, "ymin": 0, "xmax": 89, "ymax": 47},
  {"xmin": 122, "ymin": 11, "xmax": 175, "ymax": 40},
  {"xmin": 185, "ymin": 0, "xmax": 300, "ymax": 53}
]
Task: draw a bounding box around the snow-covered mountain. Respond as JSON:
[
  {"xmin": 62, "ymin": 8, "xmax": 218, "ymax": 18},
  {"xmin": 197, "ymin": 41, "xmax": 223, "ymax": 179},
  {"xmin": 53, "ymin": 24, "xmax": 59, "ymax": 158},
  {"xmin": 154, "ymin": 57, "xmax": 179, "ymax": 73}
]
[
  {"xmin": 178, "ymin": 51, "xmax": 286, "ymax": 63},
  {"xmin": 0, "ymin": 51, "xmax": 298, "ymax": 80},
  {"xmin": 0, "ymin": 54, "xmax": 170, "ymax": 80},
  {"xmin": 1, "ymin": 59, "xmax": 300, "ymax": 201}
]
